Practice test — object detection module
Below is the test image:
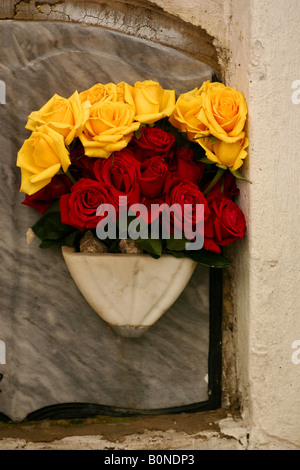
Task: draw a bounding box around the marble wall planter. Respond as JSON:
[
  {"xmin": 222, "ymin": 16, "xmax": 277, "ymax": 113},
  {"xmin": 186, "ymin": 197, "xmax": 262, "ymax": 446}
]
[{"xmin": 62, "ymin": 247, "xmax": 197, "ymax": 337}]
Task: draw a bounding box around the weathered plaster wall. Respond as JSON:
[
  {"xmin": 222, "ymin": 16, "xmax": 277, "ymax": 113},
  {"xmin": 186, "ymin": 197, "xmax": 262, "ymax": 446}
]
[
  {"xmin": 231, "ymin": 0, "xmax": 300, "ymax": 448},
  {"xmin": 150, "ymin": 0, "xmax": 300, "ymax": 448},
  {"xmin": 0, "ymin": 0, "xmax": 218, "ymax": 68}
]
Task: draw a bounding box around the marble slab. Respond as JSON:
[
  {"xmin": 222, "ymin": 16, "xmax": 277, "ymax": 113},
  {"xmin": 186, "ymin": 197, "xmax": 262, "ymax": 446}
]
[{"xmin": 0, "ymin": 21, "xmax": 215, "ymax": 421}]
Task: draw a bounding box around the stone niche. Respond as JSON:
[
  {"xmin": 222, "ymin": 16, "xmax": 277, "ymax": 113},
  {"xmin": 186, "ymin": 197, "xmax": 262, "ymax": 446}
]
[{"xmin": 0, "ymin": 12, "xmax": 221, "ymax": 422}]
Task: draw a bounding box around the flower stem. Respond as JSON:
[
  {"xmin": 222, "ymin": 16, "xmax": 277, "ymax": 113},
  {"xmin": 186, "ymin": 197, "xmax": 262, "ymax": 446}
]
[
  {"xmin": 65, "ymin": 169, "xmax": 77, "ymax": 185},
  {"xmin": 203, "ymin": 168, "xmax": 225, "ymax": 197}
]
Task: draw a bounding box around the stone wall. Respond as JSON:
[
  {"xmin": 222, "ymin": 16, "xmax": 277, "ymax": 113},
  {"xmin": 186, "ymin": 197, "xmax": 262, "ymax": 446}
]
[{"xmin": 1, "ymin": 0, "xmax": 299, "ymax": 449}]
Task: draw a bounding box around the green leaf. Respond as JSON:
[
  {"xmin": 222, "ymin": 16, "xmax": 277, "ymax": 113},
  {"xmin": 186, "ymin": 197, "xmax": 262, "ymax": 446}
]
[
  {"xmin": 32, "ymin": 212, "xmax": 75, "ymax": 240},
  {"xmin": 184, "ymin": 250, "xmax": 232, "ymax": 268},
  {"xmin": 44, "ymin": 200, "xmax": 60, "ymax": 213},
  {"xmin": 208, "ymin": 135, "xmax": 220, "ymax": 145},
  {"xmin": 39, "ymin": 239, "xmax": 62, "ymax": 249},
  {"xmin": 135, "ymin": 238, "xmax": 162, "ymax": 258},
  {"xmin": 38, "ymin": 231, "xmax": 81, "ymax": 249},
  {"xmin": 32, "ymin": 212, "xmax": 80, "ymax": 249},
  {"xmin": 230, "ymin": 169, "xmax": 252, "ymax": 183},
  {"xmin": 166, "ymin": 237, "xmax": 186, "ymax": 252},
  {"xmin": 64, "ymin": 231, "xmax": 81, "ymax": 247}
]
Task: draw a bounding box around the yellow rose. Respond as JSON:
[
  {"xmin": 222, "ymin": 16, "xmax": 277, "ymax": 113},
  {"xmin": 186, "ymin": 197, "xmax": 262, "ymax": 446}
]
[
  {"xmin": 79, "ymin": 82, "xmax": 117, "ymax": 106},
  {"xmin": 197, "ymin": 81, "xmax": 248, "ymax": 144},
  {"xmin": 132, "ymin": 80, "xmax": 175, "ymax": 124},
  {"xmin": 169, "ymin": 87, "xmax": 210, "ymax": 141},
  {"xmin": 198, "ymin": 137, "xmax": 249, "ymax": 171},
  {"xmin": 17, "ymin": 125, "xmax": 71, "ymax": 195},
  {"xmin": 116, "ymin": 81, "xmax": 135, "ymax": 109},
  {"xmin": 26, "ymin": 91, "xmax": 90, "ymax": 146},
  {"xmin": 79, "ymin": 101, "xmax": 140, "ymax": 158}
]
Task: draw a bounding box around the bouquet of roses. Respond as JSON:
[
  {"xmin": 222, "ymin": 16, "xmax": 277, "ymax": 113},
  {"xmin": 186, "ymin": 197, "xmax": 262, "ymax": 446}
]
[{"xmin": 17, "ymin": 79, "xmax": 248, "ymax": 267}]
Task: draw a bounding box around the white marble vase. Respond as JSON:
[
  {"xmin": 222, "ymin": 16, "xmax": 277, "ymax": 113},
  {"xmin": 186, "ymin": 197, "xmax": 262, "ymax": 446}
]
[{"xmin": 62, "ymin": 247, "xmax": 197, "ymax": 337}]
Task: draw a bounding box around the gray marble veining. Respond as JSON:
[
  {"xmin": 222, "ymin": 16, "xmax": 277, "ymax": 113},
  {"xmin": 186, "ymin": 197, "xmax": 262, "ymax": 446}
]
[{"xmin": 0, "ymin": 21, "xmax": 215, "ymax": 421}]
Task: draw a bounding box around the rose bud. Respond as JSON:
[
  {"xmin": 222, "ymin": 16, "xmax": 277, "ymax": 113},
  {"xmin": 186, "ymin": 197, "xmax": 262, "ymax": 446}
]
[
  {"xmin": 94, "ymin": 148, "xmax": 141, "ymax": 210},
  {"xmin": 132, "ymin": 80, "xmax": 175, "ymax": 124},
  {"xmin": 210, "ymin": 197, "xmax": 246, "ymax": 246},
  {"xmin": 174, "ymin": 147, "xmax": 204, "ymax": 185},
  {"xmin": 138, "ymin": 156, "xmax": 169, "ymax": 199},
  {"xmin": 130, "ymin": 127, "xmax": 175, "ymax": 163},
  {"xmin": 165, "ymin": 180, "xmax": 209, "ymax": 248}
]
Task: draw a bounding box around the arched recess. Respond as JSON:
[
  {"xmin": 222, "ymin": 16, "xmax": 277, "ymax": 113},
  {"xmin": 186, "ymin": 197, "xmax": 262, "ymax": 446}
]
[
  {"xmin": 2, "ymin": 0, "xmax": 219, "ymax": 72},
  {"xmin": 0, "ymin": 0, "xmax": 228, "ymax": 422}
]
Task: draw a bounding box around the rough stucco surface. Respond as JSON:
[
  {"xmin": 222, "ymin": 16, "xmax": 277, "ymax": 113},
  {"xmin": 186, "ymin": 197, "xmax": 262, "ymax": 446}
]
[
  {"xmin": 0, "ymin": 0, "xmax": 299, "ymax": 450},
  {"xmin": 0, "ymin": 411, "xmax": 247, "ymax": 450},
  {"xmin": 235, "ymin": 1, "xmax": 300, "ymax": 447},
  {"xmin": 150, "ymin": 0, "xmax": 300, "ymax": 449}
]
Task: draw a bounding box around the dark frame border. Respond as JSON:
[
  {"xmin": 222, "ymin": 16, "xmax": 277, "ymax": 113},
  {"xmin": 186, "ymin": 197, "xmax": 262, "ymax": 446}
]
[
  {"xmin": 18, "ymin": 268, "xmax": 222, "ymax": 422},
  {"xmin": 0, "ymin": 268, "xmax": 222, "ymax": 423}
]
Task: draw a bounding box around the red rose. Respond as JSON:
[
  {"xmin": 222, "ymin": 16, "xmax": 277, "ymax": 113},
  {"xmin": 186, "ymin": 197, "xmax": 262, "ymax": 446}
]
[
  {"xmin": 138, "ymin": 156, "xmax": 169, "ymax": 199},
  {"xmin": 164, "ymin": 180, "xmax": 222, "ymax": 253},
  {"xmin": 129, "ymin": 127, "xmax": 175, "ymax": 163},
  {"xmin": 139, "ymin": 196, "xmax": 165, "ymax": 225},
  {"xmin": 59, "ymin": 178, "xmax": 115, "ymax": 230},
  {"xmin": 92, "ymin": 157, "xmax": 105, "ymax": 180},
  {"xmin": 203, "ymin": 214, "xmax": 221, "ymax": 254},
  {"xmin": 72, "ymin": 155, "xmax": 97, "ymax": 179},
  {"xmin": 22, "ymin": 174, "xmax": 72, "ymax": 215},
  {"xmin": 174, "ymin": 147, "xmax": 204, "ymax": 185},
  {"xmin": 70, "ymin": 143, "xmax": 96, "ymax": 179},
  {"xmin": 210, "ymin": 197, "xmax": 246, "ymax": 246},
  {"xmin": 204, "ymin": 171, "xmax": 239, "ymax": 204},
  {"xmin": 161, "ymin": 172, "xmax": 181, "ymax": 195},
  {"xmin": 94, "ymin": 148, "xmax": 141, "ymax": 212},
  {"xmin": 165, "ymin": 180, "xmax": 209, "ymax": 242}
]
